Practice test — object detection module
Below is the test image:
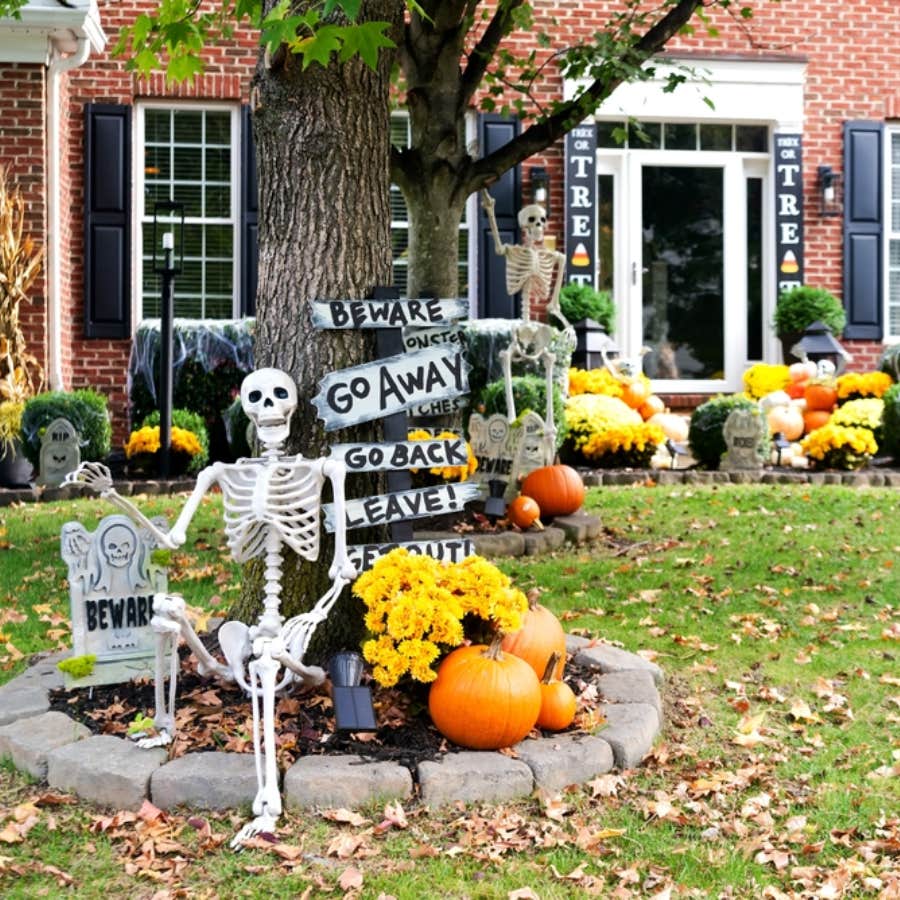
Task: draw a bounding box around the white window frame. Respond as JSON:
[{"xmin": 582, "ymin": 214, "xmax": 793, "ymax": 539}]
[
  {"xmin": 132, "ymin": 101, "xmax": 241, "ymax": 326},
  {"xmin": 885, "ymin": 127, "xmax": 900, "ymax": 343}
]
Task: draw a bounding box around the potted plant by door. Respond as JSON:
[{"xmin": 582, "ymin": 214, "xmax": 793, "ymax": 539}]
[
  {"xmin": 774, "ymin": 286, "xmax": 846, "ymax": 364},
  {"xmin": 0, "ymin": 167, "xmax": 44, "ymax": 487}
]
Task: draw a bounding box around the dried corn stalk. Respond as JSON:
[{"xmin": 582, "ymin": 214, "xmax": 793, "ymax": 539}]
[{"xmin": 0, "ymin": 166, "xmax": 44, "ymax": 402}]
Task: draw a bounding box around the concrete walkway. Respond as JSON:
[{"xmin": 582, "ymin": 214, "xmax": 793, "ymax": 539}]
[{"xmin": 0, "ymin": 637, "xmax": 663, "ymax": 813}]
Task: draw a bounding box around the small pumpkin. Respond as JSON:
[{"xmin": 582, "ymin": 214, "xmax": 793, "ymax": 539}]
[
  {"xmin": 785, "ymin": 381, "xmax": 806, "ymax": 400},
  {"xmin": 520, "ymin": 464, "xmax": 585, "ymax": 518},
  {"xmin": 428, "ymin": 636, "xmax": 541, "ymax": 750},
  {"xmin": 638, "ymin": 394, "xmax": 665, "ymax": 421},
  {"xmin": 647, "ymin": 411, "xmax": 689, "ymax": 443},
  {"xmin": 803, "ymin": 409, "xmax": 831, "ymax": 434},
  {"xmin": 536, "ymin": 652, "xmax": 577, "ymax": 731},
  {"xmin": 789, "ymin": 361, "xmax": 818, "ymax": 383},
  {"xmin": 621, "ymin": 378, "xmax": 650, "ymax": 410},
  {"xmin": 766, "ymin": 404, "xmax": 804, "ymax": 441},
  {"xmin": 508, "ymin": 495, "xmax": 543, "ymax": 530},
  {"xmin": 804, "ymin": 382, "xmax": 838, "ymax": 412},
  {"xmin": 501, "ymin": 590, "xmax": 567, "ymax": 681}
]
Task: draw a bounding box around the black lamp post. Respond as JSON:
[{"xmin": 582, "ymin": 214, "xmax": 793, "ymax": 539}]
[
  {"xmin": 152, "ymin": 201, "xmax": 184, "ymax": 479},
  {"xmin": 789, "ymin": 320, "xmax": 851, "ymax": 374}
]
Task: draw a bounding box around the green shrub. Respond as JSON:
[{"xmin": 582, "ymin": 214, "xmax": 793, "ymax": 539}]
[
  {"xmin": 688, "ymin": 395, "xmax": 758, "ymax": 470},
  {"xmin": 20, "ymin": 389, "xmax": 111, "ymax": 468},
  {"xmin": 141, "ymin": 408, "xmax": 210, "ymax": 472},
  {"xmin": 480, "ymin": 374, "xmax": 567, "ymax": 448},
  {"xmin": 773, "ymin": 285, "xmax": 846, "ymax": 337},
  {"xmin": 879, "ymin": 344, "xmax": 900, "ymax": 382},
  {"xmin": 223, "ymin": 397, "xmax": 254, "ymax": 458},
  {"xmin": 558, "ymin": 284, "xmax": 615, "ymax": 331},
  {"xmin": 881, "ymin": 383, "xmax": 900, "ymax": 460}
]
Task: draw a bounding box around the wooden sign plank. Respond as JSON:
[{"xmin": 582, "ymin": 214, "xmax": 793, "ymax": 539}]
[
  {"xmin": 313, "ymin": 345, "xmax": 470, "ymax": 432},
  {"xmin": 408, "ymin": 396, "xmax": 468, "ymax": 418},
  {"xmin": 311, "ymin": 298, "xmax": 468, "ymax": 329},
  {"xmin": 402, "ymin": 324, "xmax": 464, "ymax": 352},
  {"xmin": 330, "ymin": 438, "xmax": 469, "ymax": 474},
  {"xmin": 323, "ymin": 482, "xmax": 482, "ymax": 532},
  {"xmin": 348, "ymin": 538, "xmax": 476, "ymax": 571}
]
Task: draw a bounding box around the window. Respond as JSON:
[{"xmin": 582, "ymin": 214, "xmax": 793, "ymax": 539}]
[
  {"xmin": 390, "ymin": 114, "xmax": 469, "ymax": 298},
  {"xmin": 888, "ymin": 132, "xmax": 900, "ymax": 338},
  {"xmin": 598, "ymin": 121, "xmax": 769, "ymax": 153},
  {"xmin": 137, "ymin": 105, "xmax": 240, "ymax": 319}
]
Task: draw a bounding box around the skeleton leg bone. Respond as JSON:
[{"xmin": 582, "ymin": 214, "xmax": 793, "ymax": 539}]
[
  {"xmin": 231, "ymin": 645, "xmax": 283, "ymax": 848},
  {"xmin": 132, "ymin": 622, "xmax": 179, "ymax": 748},
  {"xmin": 499, "ymin": 346, "xmax": 517, "ymax": 423}
]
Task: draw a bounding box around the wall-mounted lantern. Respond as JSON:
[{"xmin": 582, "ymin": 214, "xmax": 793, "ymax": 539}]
[
  {"xmin": 817, "ymin": 165, "xmax": 841, "ymax": 217},
  {"xmin": 530, "ymin": 166, "xmax": 550, "ymax": 214}
]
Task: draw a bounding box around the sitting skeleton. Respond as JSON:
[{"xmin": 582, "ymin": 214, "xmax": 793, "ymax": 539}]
[
  {"xmin": 481, "ymin": 190, "xmax": 571, "ymax": 456},
  {"xmin": 66, "ymin": 368, "xmax": 356, "ymax": 847}
]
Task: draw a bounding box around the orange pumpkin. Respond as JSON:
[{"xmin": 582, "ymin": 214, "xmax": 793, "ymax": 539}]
[
  {"xmin": 785, "ymin": 382, "xmax": 806, "ymax": 400},
  {"xmin": 501, "ymin": 592, "xmax": 567, "ymax": 681},
  {"xmin": 428, "ymin": 636, "xmax": 541, "ymax": 750},
  {"xmin": 621, "ymin": 379, "xmax": 650, "ymax": 409},
  {"xmin": 804, "ymin": 382, "xmax": 838, "ymax": 412},
  {"xmin": 638, "ymin": 394, "xmax": 665, "ymax": 421},
  {"xmin": 767, "ymin": 404, "xmax": 804, "ymax": 441},
  {"xmin": 789, "ymin": 361, "xmax": 818, "ymax": 383},
  {"xmin": 507, "ymin": 495, "xmax": 543, "ymax": 530},
  {"xmin": 648, "ymin": 411, "xmax": 689, "ymax": 443},
  {"xmin": 803, "ymin": 409, "xmax": 831, "ymax": 434},
  {"xmin": 520, "ymin": 465, "xmax": 585, "ymax": 518},
  {"xmin": 536, "ymin": 652, "xmax": 577, "ymax": 731}
]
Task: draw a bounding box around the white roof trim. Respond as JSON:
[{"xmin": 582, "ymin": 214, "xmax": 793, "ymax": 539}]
[
  {"xmin": 0, "ymin": 1, "xmax": 106, "ymax": 63},
  {"xmin": 566, "ymin": 56, "xmax": 806, "ymax": 132}
]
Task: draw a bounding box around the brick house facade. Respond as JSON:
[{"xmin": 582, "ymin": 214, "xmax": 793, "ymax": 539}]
[{"xmin": 1, "ymin": 1, "xmax": 898, "ymax": 441}]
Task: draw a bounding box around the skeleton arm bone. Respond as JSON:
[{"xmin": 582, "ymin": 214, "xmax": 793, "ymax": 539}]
[
  {"xmin": 481, "ymin": 190, "xmax": 508, "ymax": 257},
  {"xmin": 323, "ymin": 458, "xmax": 357, "ymax": 583},
  {"xmin": 546, "ymin": 251, "xmax": 574, "ymax": 337}
]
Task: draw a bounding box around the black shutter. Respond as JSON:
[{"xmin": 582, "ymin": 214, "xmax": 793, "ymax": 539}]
[
  {"xmin": 477, "ymin": 114, "xmax": 521, "ymax": 319},
  {"xmin": 241, "ymin": 105, "xmax": 258, "ymax": 317},
  {"xmin": 84, "ymin": 103, "xmax": 131, "ymax": 338},
  {"xmin": 843, "ymin": 120, "xmax": 884, "ymax": 340}
]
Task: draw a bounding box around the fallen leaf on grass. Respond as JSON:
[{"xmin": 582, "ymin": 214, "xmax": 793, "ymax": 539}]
[
  {"xmin": 508, "ymin": 889, "xmax": 540, "ymax": 899},
  {"xmin": 338, "ymin": 866, "xmax": 364, "ymax": 890},
  {"xmin": 788, "ymin": 698, "xmax": 821, "ymax": 723},
  {"xmin": 322, "ymin": 808, "xmax": 369, "ymax": 827}
]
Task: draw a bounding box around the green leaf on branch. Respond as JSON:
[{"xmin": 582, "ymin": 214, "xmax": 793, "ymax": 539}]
[
  {"xmin": 338, "ymin": 21, "xmax": 396, "ymax": 70},
  {"xmin": 295, "ymin": 24, "xmax": 344, "ymax": 69}
]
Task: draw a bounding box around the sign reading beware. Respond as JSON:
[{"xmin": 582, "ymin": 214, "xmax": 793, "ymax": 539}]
[
  {"xmin": 323, "ymin": 481, "xmax": 481, "ymax": 532},
  {"xmin": 311, "ymin": 298, "xmax": 468, "ymax": 329},
  {"xmin": 313, "ymin": 345, "xmax": 470, "ymax": 431}
]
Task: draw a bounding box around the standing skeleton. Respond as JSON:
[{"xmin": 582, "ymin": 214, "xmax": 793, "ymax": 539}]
[
  {"xmin": 67, "ymin": 368, "xmax": 356, "ymax": 847},
  {"xmin": 481, "ymin": 190, "xmax": 571, "ymax": 456}
]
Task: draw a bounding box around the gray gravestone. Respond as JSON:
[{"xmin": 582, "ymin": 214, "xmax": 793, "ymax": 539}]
[
  {"xmin": 469, "ymin": 411, "xmax": 554, "ymax": 498},
  {"xmin": 721, "ymin": 407, "xmax": 766, "ymax": 471},
  {"xmin": 60, "ymin": 513, "xmax": 169, "ymax": 686},
  {"xmin": 37, "ymin": 417, "xmax": 81, "ymax": 487},
  {"xmin": 509, "ymin": 410, "xmax": 554, "ymax": 488}
]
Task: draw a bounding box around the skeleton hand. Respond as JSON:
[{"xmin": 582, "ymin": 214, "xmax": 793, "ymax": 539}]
[{"xmin": 64, "ymin": 461, "xmax": 114, "ymax": 495}]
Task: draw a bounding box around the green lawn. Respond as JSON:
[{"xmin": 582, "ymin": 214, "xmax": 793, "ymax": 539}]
[{"xmin": 1, "ymin": 484, "xmax": 898, "ymax": 898}]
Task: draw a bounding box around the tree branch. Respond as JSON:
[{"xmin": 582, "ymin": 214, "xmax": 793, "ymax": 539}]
[{"xmin": 469, "ymin": 0, "xmax": 702, "ymax": 190}]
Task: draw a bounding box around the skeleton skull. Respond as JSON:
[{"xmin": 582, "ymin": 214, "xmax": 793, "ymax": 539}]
[
  {"xmin": 240, "ymin": 368, "xmax": 298, "ymax": 448},
  {"xmin": 100, "ymin": 523, "xmax": 135, "ymax": 568},
  {"xmin": 517, "ymin": 203, "xmax": 547, "ymax": 247}
]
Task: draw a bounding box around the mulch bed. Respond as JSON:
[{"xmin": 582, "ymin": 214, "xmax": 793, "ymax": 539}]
[{"xmin": 48, "ymin": 638, "xmax": 605, "ymax": 775}]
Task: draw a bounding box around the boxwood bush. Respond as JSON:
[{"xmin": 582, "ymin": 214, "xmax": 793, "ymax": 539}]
[
  {"xmin": 558, "ymin": 283, "xmax": 615, "ymax": 331},
  {"xmin": 20, "ymin": 389, "xmax": 111, "ymax": 468},
  {"xmin": 881, "ymin": 382, "xmax": 900, "ymax": 460},
  {"xmin": 688, "ymin": 394, "xmax": 758, "ymax": 470}
]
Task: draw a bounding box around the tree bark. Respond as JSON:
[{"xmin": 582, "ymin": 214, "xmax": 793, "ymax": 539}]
[{"xmin": 227, "ymin": 1, "xmax": 402, "ymax": 663}]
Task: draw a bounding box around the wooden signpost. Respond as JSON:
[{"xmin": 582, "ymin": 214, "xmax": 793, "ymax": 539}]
[{"xmin": 312, "ymin": 291, "xmax": 479, "ymax": 570}]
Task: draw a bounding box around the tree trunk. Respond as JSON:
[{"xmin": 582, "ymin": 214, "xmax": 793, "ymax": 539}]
[
  {"xmin": 227, "ymin": 1, "xmax": 402, "ymax": 664},
  {"xmin": 405, "ymin": 182, "xmax": 467, "ymax": 299}
]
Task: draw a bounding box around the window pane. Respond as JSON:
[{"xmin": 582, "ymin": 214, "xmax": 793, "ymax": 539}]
[
  {"xmin": 205, "ymin": 185, "xmax": 231, "ymax": 218},
  {"xmin": 664, "ymin": 123, "xmax": 696, "ymax": 150},
  {"xmin": 145, "ymin": 109, "xmax": 170, "ymax": 144},
  {"xmin": 390, "ymin": 117, "xmax": 410, "ymax": 147},
  {"xmin": 205, "ymin": 112, "xmax": 231, "ymax": 146},
  {"xmin": 172, "ymin": 182, "xmax": 202, "ymax": 217},
  {"xmin": 736, "ymin": 125, "xmax": 768, "ymax": 153},
  {"xmin": 700, "ymin": 124, "xmax": 732, "ymax": 151},
  {"xmin": 390, "ymin": 186, "xmax": 408, "ymax": 221},
  {"xmin": 172, "ymin": 110, "xmax": 203, "ymax": 143},
  {"xmin": 596, "ymin": 122, "xmax": 625, "ymax": 148},
  {"xmin": 597, "ymin": 174, "xmax": 614, "ymax": 294},
  {"xmin": 206, "ymin": 147, "xmax": 230, "ymax": 182},
  {"xmin": 628, "ymin": 121, "xmax": 661, "ymax": 149},
  {"xmin": 206, "ymin": 224, "xmax": 232, "ymax": 257}
]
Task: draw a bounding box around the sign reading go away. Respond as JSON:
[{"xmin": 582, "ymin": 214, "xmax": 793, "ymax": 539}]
[
  {"xmin": 323, "ymin": 482, "xmax": 481, "ymax": 532},
  {"xmin": 313, "ymin": 345, "xmax": 470, "ymax": 431}
]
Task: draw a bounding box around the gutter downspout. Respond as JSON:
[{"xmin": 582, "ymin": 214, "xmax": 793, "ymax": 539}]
[{"xmin": 47, "ymin": 37, "xmax": 90, "ymax": 390}]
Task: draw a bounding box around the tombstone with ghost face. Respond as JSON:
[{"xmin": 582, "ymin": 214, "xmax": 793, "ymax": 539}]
[
  {"xmin": 61, "ymin": 513, "xmax": 168, "ymax": 686},
  {"xmin": 37, "ymin": 417, "xmax": 81, "ymax": 487}
]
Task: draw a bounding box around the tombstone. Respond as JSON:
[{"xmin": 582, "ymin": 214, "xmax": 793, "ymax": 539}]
[
  {"xmin": 60, "ymin": 513, "xmax": 169, "ymax": 687},
  {"xmin": 721, "ymin": 407, "xmax": 766, "ymax": 471},
  {"xmin": 37, "ymin": 417, "xmax": 81, "ymax": 487},
  {"xmin": 509, "ymin": 410, "xmax": 554, "ymax": 488}
]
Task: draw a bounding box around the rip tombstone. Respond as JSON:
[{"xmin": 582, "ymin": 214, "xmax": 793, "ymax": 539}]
[
  {"xmin": 37, "ymin": 417, "xmax": 81, "ymax": 487},
  {"xmin": 60, "ymin": 513, "xmax": 169, "ymax": 686},
  {"xmin": 721, "ymin": 407, "xmax": 767, "ymax": 471}
]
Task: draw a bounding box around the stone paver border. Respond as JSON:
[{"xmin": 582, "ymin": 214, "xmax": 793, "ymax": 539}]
[{"xmin": 0, "ymin": 636, "xmax": 662, "ymax": 812}]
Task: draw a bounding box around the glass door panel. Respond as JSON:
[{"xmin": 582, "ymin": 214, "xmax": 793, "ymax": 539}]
[{"xmin": 641, "ymin": 166, "xmax": 724, "ymax": 380}]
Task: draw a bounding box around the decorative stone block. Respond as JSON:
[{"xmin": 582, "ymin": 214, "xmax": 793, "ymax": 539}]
[
  {"xmin": 597, "ymin": 703, "xmax": 660, "ymax": 769},
  {"xmin": 514, "ymin": 734, "xmax": 614, "ymax": 792},
  {"xmin": 152, "ymin": 752, "xmax": 259, "ymax": 811},
  {"xmin": 0, "ymin": 711, "xmax": 90, "ymax": 779},
  {"xmin": 417, "ymin": 751, "xmax": 533, "ymax": 806},
  {"xmin": 283, "ymin": 755, "xmax": 412, "ymax": 809}
]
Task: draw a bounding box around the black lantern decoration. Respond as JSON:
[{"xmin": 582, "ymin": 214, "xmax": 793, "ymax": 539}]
[
  {"xmin": 530, "ymin": 166, "xmax": 550, "ymax": 214},
  {"xmin": 151, "ymin": 201, "xmax": 185, "ymax": 479},
  {"xmin": 789, "ymin": 319, "xmax": 851, "ymax": 374},
  {"xmin": 771, "ymin": 431, "xmax": 792, "ymax": 467},
  {"xmin": 484, "ymin": 478, "xmax": 508, "ymax": 521},
  {"xmin": 571, "ymin": 318, "xmax": 619, "ymax": 371},
  {"xmin": 328, "ymin": 651, "xmax": 377, "ymax": 732},
  {"xmin": 817, "ymin": 165, "xmax": 841, "ymax": 217}
]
